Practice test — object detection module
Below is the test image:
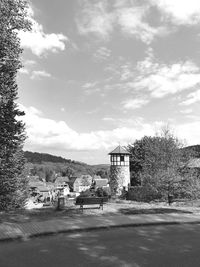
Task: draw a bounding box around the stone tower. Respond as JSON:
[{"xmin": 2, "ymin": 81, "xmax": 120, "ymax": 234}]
[{"xmin": 109, "ymin": 145, "xmax": 130, "ymax": 196}]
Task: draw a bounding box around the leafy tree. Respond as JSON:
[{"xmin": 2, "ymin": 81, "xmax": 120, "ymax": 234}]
[
  {"xmin": 128, "ymin": 128, "xmax": 195, "ymax": 203},
  {"xmin": 95, "ymin": 169, "xmax": 108, "ymax": 178},
  {"xmin": 95, "ymin": 187, "xmax": 109, "ymax": 197},
  {"xmin": 24, "ymin": 151, "xmax": 72, "ymax": 164},
  {"xmin": 37, "ymin": 167, "xmax": 46, "ymax": 181},
  {"xmin": 0, "ymin": 0, "xmax": 31, "ymax": 210},
  {"xmin": 44, "ymin": 166, "xmax": 56, "ymax": 183},
  {"xmin": 61, "ymin": 166, "xmax": 75, "ymax": 178}
]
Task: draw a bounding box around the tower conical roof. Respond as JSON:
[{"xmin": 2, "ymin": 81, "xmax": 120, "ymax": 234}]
[{"xmin": 108, "ymin": 145, "xmax": 131, "ymax": 155}]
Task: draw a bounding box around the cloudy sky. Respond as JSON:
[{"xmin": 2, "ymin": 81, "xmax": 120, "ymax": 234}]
[{"xmin": 17, "ymin": 0, "xmax": 200, "ymax": 164}]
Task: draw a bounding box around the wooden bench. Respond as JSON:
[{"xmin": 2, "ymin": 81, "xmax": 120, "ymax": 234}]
[{"xmin": 75, "ymin": 197, "xmax": 107, "ymax": 211}]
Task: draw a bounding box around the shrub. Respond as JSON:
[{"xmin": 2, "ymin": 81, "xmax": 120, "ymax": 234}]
[
  {"xmin": 95, "ymin": 187, "xmax": 110, "ymax": 197},
  {"xmin": 127, "ymin": 184, "xmax": 160, "ymax": 202},
  {"xmin": 79, "ymin": 189, "xmax": 93, "ymax": 197},
  {"xmin": 119, "ymin": 188, "xmax": 128, "ymax": 200}
]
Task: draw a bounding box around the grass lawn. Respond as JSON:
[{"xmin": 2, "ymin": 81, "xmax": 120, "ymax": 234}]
[{"xmin": 1, "ymin": 199, "xmax": 200, "ymax": 224}]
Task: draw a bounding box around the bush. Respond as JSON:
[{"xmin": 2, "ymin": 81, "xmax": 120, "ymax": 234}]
[
  {"xmin": 119, "ymin": 188, "xmax": 128, "ymax": 200},
  {"xmin": 95, "ymin": 187, "xmax": 110, "ymax": 197},
  {"xmin": 127, "ymin": 185, "xmax": 161, "ymax": 202},
  {"xmin": 102, "ymin": 187, "xmax": 111, "ymax": 198},
  {"xmin": 79, "ymin": 189, "xmax": 93, "ymax": 197}
]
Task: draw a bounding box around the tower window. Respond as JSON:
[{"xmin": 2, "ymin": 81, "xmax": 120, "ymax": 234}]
[{"xmin": 120, "ymin": 155, "xmax": 124, "ymax": 162}]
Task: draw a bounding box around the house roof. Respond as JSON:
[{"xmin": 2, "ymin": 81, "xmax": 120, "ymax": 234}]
[
  {"xmin": 68, "ymin": 176, "xmax": 78, "ymax": 186},
  {"xmin": 55, "ymin": 176, "xmax": 69, "ymax": 184},
  {"xmin": 187, "ymin": 158, "xmax": 200, "ymax": 168},
  {"xmin": 93, "ymin": 175, "xmax": 102, "ymax": 180},
  {"xmin": 37, "ymin": 186, "xmax": 49, "ymax": 192},
  {"xmin": 79, "ymin": 175, "xmax": 92, "ymax": 180},
  {"xmin": 74, "ymin": 177, "xmax": 92, "ymax": 186},
  {"xmin": 108, "ymin": 145, "xmax": 131, "ymax": 155},
  {"xmin": 74, "ymin": 178, "xmax": 82, "ymax": 184},
  {"xmin": 94, "ymin": 179, "xmax": 108, "ymax": 188},
  {"xmin": 29, "ymin": 181, "xmax": 45, "ymax": 188}
]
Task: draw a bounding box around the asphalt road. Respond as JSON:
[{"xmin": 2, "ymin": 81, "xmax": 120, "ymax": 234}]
[{"xmin": 1, "ymin": 224, "xmax": 200, "ymax": 267}]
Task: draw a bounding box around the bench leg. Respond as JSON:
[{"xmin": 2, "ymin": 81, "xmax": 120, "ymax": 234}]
[{"xmin": 80, "ymin": 204, "xmax": 83, "ymax": 212}]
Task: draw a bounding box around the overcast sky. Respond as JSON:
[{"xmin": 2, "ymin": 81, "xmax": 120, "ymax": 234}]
[{"xmin": 17, "ymin": 0, "xmax": 200, "ymax": 164}]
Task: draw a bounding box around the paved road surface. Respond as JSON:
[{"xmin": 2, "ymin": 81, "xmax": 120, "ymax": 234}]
[{"xmin": 1, "ymin": 224, "xmax": 200, "ymax": 267}]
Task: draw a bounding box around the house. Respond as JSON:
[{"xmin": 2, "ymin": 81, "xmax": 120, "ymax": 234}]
[
  {"xmin": 73, "ymin": 175, "xmax": 93, "ymax": 192},
  {"xmin": 80, "ymin": 174, "xmax": 93, "ymax": 183},
  {"xmin": 55, "ymin": 176, "xmax": 69, "ymax": 187},
  {"xmin": 28, "ymin": 180, "xmax": 52, "ymax": 203},
  {"xmin": 186, "ymin": 158, "xmax": 200, "ymax": 177},
  {"xmin": 37, "ymin": 185, "xmax": 50, "ymax": 199},
  {"xmin": 54, "ymin": 176, "xmax": 71, "ymax": 196},
  {"xmin": 29, "ymin": 180, "xmax": 46, "ymax": 195},
  {"xmin": 187, "ymin": 158, "xmax": 200, "ymax": 168},
  {"xmin": 94, "ymin": 178, "xmax": 109, "ymax": 189},
  {"xmin": 93, "ymin": 175, "xmax": 102, "ymax": 180}
]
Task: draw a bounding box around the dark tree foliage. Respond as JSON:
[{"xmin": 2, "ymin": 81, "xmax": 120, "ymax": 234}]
[
  {"xmin": 182, "ymin": 145, "xmax": 200, "ymax": 158},
  {"xmin": 95, "ymin": 169, "xmax": 108, "ymax": 178},
  {"xmin": 0, "ymin": 0, "xmax": 31, "ymax": 210},
  {"xmin": 61, "ymin": 166, "xmax": 75, "ymax": 178},
  {"xmin": 24, "ymin": 151, "xmax": 72, "ymax": 164}
]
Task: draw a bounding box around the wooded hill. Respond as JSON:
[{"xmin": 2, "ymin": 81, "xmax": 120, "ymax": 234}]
[
  {"xmin": 183, "ymin": 145, "xmax": 200, "ymax": 158},
  {"xmin": 24, "ymin": 151, "xmax": 77, "ymax": 164},
  {"xmin": 24, "ymin": 151, "xmax": 110, "ymax": 181}
]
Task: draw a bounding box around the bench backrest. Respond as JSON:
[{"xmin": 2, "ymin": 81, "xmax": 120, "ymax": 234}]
[{"xmin": 76, "ymin": 197, "xmax": 104, "ymax": 205}]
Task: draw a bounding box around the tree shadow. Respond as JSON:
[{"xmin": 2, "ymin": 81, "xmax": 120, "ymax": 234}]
[
  {"xmin": 118, "ymin": 208, "xmax": 193, "ymax": 215},
  {"xmin": 0, "ymin": 203, "xmax": 194, "ymax": 224},
  {"xmin": 1, "ymin": 224, "xmax": 200, "ymax": 267}
]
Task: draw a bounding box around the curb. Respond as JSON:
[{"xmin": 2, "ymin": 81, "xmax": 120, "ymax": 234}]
[{"xmin": 1, "ymin": 219, "xmax": 200, "ymax": 243}]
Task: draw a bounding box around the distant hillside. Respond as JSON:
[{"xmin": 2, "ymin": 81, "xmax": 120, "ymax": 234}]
[
  {"xmin": 24, "ymin": 151, "xmax": 71, "ymax": 164},
  {"xmin": 24, "ymin": 151, "xmax": 73, "ymax": 164},
  {"xmin": 24, "ymin": 151, "xmax": 110, "ymax": 180},
  {"xmin": 183, "ymin": 145, "xmax": 200, "ymax": 158}
]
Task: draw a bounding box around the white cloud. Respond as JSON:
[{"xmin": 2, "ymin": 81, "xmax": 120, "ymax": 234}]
[
  {"xmin": 76, "ymin": 1, "xmax": 167, "ymax": 44},
  {"xmin": 123, "ymin": 98, "xmax": 149, "ymax": 110},
  {"xmin": 177, "ymin": 121, "xmax": 200, "ymax": 145},
  {"xmin": 19, "ymin": 68, "xmax": 29, "ymax": 74},
  {"xmin": 21, "ymin": 105, "xmax": 154, "ymax": 152},
  {"xmin": 76, "ymin": 1, "xmax": 114, "ymax": 39},
  {"xmin": 94, "ymin": 46, "xmax": 111, "ymax": 61},
  {"xmin": 19, "ymin": 6, "xmax": 68, "ymax": 56},
  {"xmin": 180, "ymin": 108, "xmax": 193, "ymax": 114},
  {"xmin": 134, "ymin": 58, "xmax": 200, "ymax": 98},
  {"xmin": 25, "ymin": 60, "xmax": 36, "ymax": 65},
  {"xmin": 82, "ymin": 81, "xmax": 101, "ymax": 95},
  {"xmin": 106, "ymin": 56, "xmax": 200, "ymax": 101},
  {"xmin": 82, "ymin": 82, "xmax": 97, "ymax": 89},
  {"xmin": 181, "ymin": 89, "xmax": 200, "ymax": 105},
  {"xmin": 120, "ymin": 63, "xmax": 134, "ymax": 81},
  {"xmin": 102, "ymin": 117, "xmax": 116, "ymax": 122},
  {"xmin": 117, "ymin": 7, "xmax": 167, "ymax": 44},
  {"xmin": 152, "ymin": 0, "xmax": 200, "ymax": 25},
  {"xmin": 31, "ymin": 70, "xmax": 51, "ymax": 80},
  {"xmin": 19, "ymin": 105, "xmax": 200, "ymax": 159}
]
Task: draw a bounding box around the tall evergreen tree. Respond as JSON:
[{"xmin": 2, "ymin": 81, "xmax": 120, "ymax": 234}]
[{"xmin": 0, "ymin": 0, "xmax": 31, "ymax": 210}]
